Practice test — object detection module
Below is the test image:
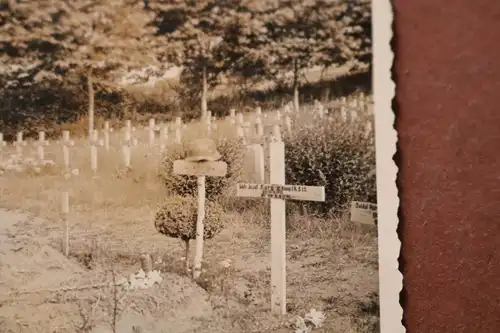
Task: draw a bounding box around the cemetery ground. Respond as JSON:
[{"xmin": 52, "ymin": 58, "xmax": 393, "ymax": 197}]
[{"xmin": 0, "ymin": 105, "xmax": 379, "ymax": 333}]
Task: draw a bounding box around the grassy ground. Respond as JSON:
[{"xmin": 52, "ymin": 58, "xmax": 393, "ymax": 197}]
[{"xmin": 0, "ymin": 105, "xmax": 379, "ymax": 333}]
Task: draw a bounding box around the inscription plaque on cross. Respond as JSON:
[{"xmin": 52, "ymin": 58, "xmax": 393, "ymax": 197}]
[{"xmin": 236, "ymin": 137, "xmax": 325, "ymax": 316}]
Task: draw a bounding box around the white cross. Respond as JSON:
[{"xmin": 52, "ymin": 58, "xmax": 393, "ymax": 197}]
[
  {"xmin": 103, "ymin": 121, "xmax": 113, "ymax": 151},
  {"xmin": 60, "ymin": 130, "xmax": 75, "ymax": 171},
  {"xmin": 235, "ymin": 133, "xmax": 325, "ymax": 316},
  {"xmin": 13, "ymin": 131, "xmax": 26, "ymax": 156},
  {"xmin": 173, "ymin": 117, "xmax": 183, "ymax": 144},
  {"xmin": 0, "ymin": 133, "xmax": 6, "ymax": 149},
  {"xmin": 148, "ymin": 118, "xmax": 159, "ymax": 148},
  {"xmin": 33, "ymin": 131, "xmax": 49, "ymax": 161}
]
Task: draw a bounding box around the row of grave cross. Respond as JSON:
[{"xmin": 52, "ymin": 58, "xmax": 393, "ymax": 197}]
[{"xmin": 0, "ymin": 98, "xmax": 374, "ymax": 174}]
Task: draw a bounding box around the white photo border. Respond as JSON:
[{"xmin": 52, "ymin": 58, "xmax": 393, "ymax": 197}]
[{"xmin": 373, "ymin": 0, "xmax": 404, "ymax": 332}]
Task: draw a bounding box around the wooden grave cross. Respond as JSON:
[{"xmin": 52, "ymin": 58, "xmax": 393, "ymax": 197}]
[
  {"xmin": 33, "ymin": 131, "xmax": 49, "ymax": 161},
  {"xmin": 102, "ymin": 121, "xmax": 113, "ymax": 151},
  {"xmin": 13, "ymin": 131, "xmax": 26, "ymax": 156},
  {"xmin": 173, "ymin": 117, "xmax": 183, "ymax": 144},
  {"xmin": 0, "ymin": 133, "xmax": 6, "ymax": 149},
  {"xmin": 172, "ymin": 138, "xmax": 228, "ymax": 279},
  {"xmin": 236, "ymin": 136, "xmax": 326, "ymax": 316},
  {"xmin": 148, "ymin": 118, "xmax": 160, "ymax": 148},
  {"xmin": 60, "ymin": 130, "xmax": 75, "ymax": 172},
  {"xmin": 122, "ymin": 126, "xmax": 133, "ymax": 168}
]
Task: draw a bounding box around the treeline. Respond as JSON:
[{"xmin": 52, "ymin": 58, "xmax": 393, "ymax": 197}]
[{"xmin": 0, "ymin": 0, "xmax": 371, "ymax": 139}]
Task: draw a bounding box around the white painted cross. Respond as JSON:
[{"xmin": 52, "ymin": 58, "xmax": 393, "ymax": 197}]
[
  {"xmin": 236, "ymin": 134, "xmax": 326, "ymax": 316},
  {"xmin": 13, "ymin": 131, "xmax": 26, "ymax": 156},
  {"xmin": 255, "ymin": 106, "xmax": 262, "ymax": 117},
  {"xmin": 0, "ymin": 133, "xmax": 6, "ymax": 149},
  {"xmin": 254, "ymin": 117, "xmax": 264, "ymax": 139},
  {"xmin": 33, "ymin": 131, "xmax": 49, "ymax": 161},
  {"xmin": 159, "ymin": 124, "xmax": 169, "ymax": 152},
  {"xmin": 228, "ymin": 109, "xmax": 236, "ymax": 125},
  {"xmin": 173, "ymin": 117, "xmax": 183, "ymax": 144},
  {"xmin": 122, "ymin": 127, "xmax": 133, "ymax": 168},
  {"xmin": 103, "ymin": 121, "xmax": 112, "ymax": 151},
  {"xmin": 60, "ymin": 130, "xmax": 75, "ymax": 171},
  {"xmin": 148, "ymin": 118, "xmax": 158, "ymax": 148}
]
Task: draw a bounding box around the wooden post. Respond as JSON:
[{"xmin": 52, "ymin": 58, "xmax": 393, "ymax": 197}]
[
  {"xmin": 236, "ymin": 112, "xmax": 244, "ymax": 126},
  {"xmin": 268, "ymin": 137, "xmax": 286, "ymax": 316},
  {"xmin": 123, "ymin": 127, "xmax": 132, "ymax": 168},
  {"xmin": 103, "ymin": 121, "xmax": 111, "ymax": 151},
  {"xmin": 194, "ymin": 175, "xmax": 206, "ymax": 279},
  {"xmin": 148, "ymin": 118, "xmax": 156, "ymax": 148},
  {"xmin": 174, "ymin": 117, "xmax": 183, "ymax": 144},
  {"xmin": 235, "ymin": 135, "xmax": 326, "ymax": 316},
  {"xmin": 255, "ymin": 117, "xmax": 264, "ymax": 139},
  {"xmin": 275, "ymin": 110, "xmax": 282, "ymax": 122},
  {"xmin": 229, "ymin": 109, "xmax": 236, "ymax": 125},
  {"xmin": 61, "ymin": 191, "xmax": 70, "ymax": 256},
  {"xmin": 0, "ymin": 133, "xmax": 6, "ymax": 149},
  {"xmin": 236, "ymin": 125, "xmax": 245, "ymax": 144},
  {"xmin": 14, "ymin": 131, "xmax": 24, "ymax": 156},
  {"xmin": 34, "ymin": 131, "xmax": 48, "ymax": 161},
  {"xmin": 255, "ymin": 107, "xmax": 262, "ymax": 117},
  {"xmin": 60, "ymin": 130, "xmax": 74, "ymax": 172}
]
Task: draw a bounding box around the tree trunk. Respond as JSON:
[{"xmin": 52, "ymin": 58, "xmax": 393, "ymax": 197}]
[
  {"xmin": 292, "ymin": 59, "xmax": 300, "ymax": 113},
  {"xmin": 201, "ymin": 66, "xmax": 208, "ymax": 120},
  {"xmin": 87, "ymin": 74, "xmax": 95, "ymax": 142}
]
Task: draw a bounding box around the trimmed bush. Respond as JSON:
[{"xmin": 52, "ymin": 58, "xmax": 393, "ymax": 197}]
[
  {"xmin": 154, "ymin": 195, "xmax": 227, "ymax": 271},
  {"xmin": 284, "ymin": 114, "xmax": 376, "ymax": 216},
  {"xmin": 158, "ymin": 137, "xmax": 246, "ymax": 201}
]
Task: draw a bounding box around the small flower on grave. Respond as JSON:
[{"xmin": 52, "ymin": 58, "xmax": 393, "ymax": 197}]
[
  {"xmin": 219, "ymin": 259, "xmax": 232, "ymax": 269},
  {"xmin": 72, "ymin": 168, "xmax": 79, "ymax": 176},
  {"xmin": 304, "ymin": 309, "xmax": 326, "ymax": 328}
]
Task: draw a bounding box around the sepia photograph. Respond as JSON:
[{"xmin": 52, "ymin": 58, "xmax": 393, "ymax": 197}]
[{"xmin": 0, "ymin": 0, "xmax": 395, "ymax": 332}]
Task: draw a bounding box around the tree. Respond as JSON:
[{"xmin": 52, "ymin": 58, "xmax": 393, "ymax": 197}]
[
  {"xmin": 337, "ymin": 0, "xmax": 372, "ymax": 71},
  {"xmin": 221, "ymin": 0, "xmax": 351, "ymax": 112},
  {"xmin": 149, "ymin": 0, "xmax": 237, "ymax": 120},
  {"xmin": 0, "ymin": 0, "xmax": 158, "ymax": 136}
]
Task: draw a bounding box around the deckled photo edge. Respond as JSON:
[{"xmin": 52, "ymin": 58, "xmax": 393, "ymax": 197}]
[{"xmin": 373, "ymin": 0, "xmax": 405, "ymax": 332}]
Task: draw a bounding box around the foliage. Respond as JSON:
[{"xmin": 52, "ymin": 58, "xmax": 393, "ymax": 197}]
[
  {"xmin": 284, "ymin": 114, "xmax": 376, "ymax": 216},
  {"xmin": 149, "ymin": 0, "xmax": 234, "ymax": 117},
  {"xmin": 158, "ymin": 136, "xmax": 246, "ymax": 201},
  {"xmin": 220, "ymin": 0, "xmax": 354, "ymax": 94},
  {"xmin": 337, "ymin": 0, "xmax": 372, "ymax": 70},
  {"xmin": 154, "ymin": 195, "xmax": 226, "ymax": 242},
  {"xmin": 0, "ymin": 0, "xmax": 159, "ymax": 83}
]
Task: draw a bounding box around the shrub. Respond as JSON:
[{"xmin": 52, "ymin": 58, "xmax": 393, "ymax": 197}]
[
  {"xmin": 154, "ymin": 195, "xmax": 227, "ymax": 271},
  {"xmin": 158, "ymin": 136, "xmax": 246, "ymax": 201},
  {"xmin": 284, "ymin": 114, "xmax": 376, "ymax": 216}
]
